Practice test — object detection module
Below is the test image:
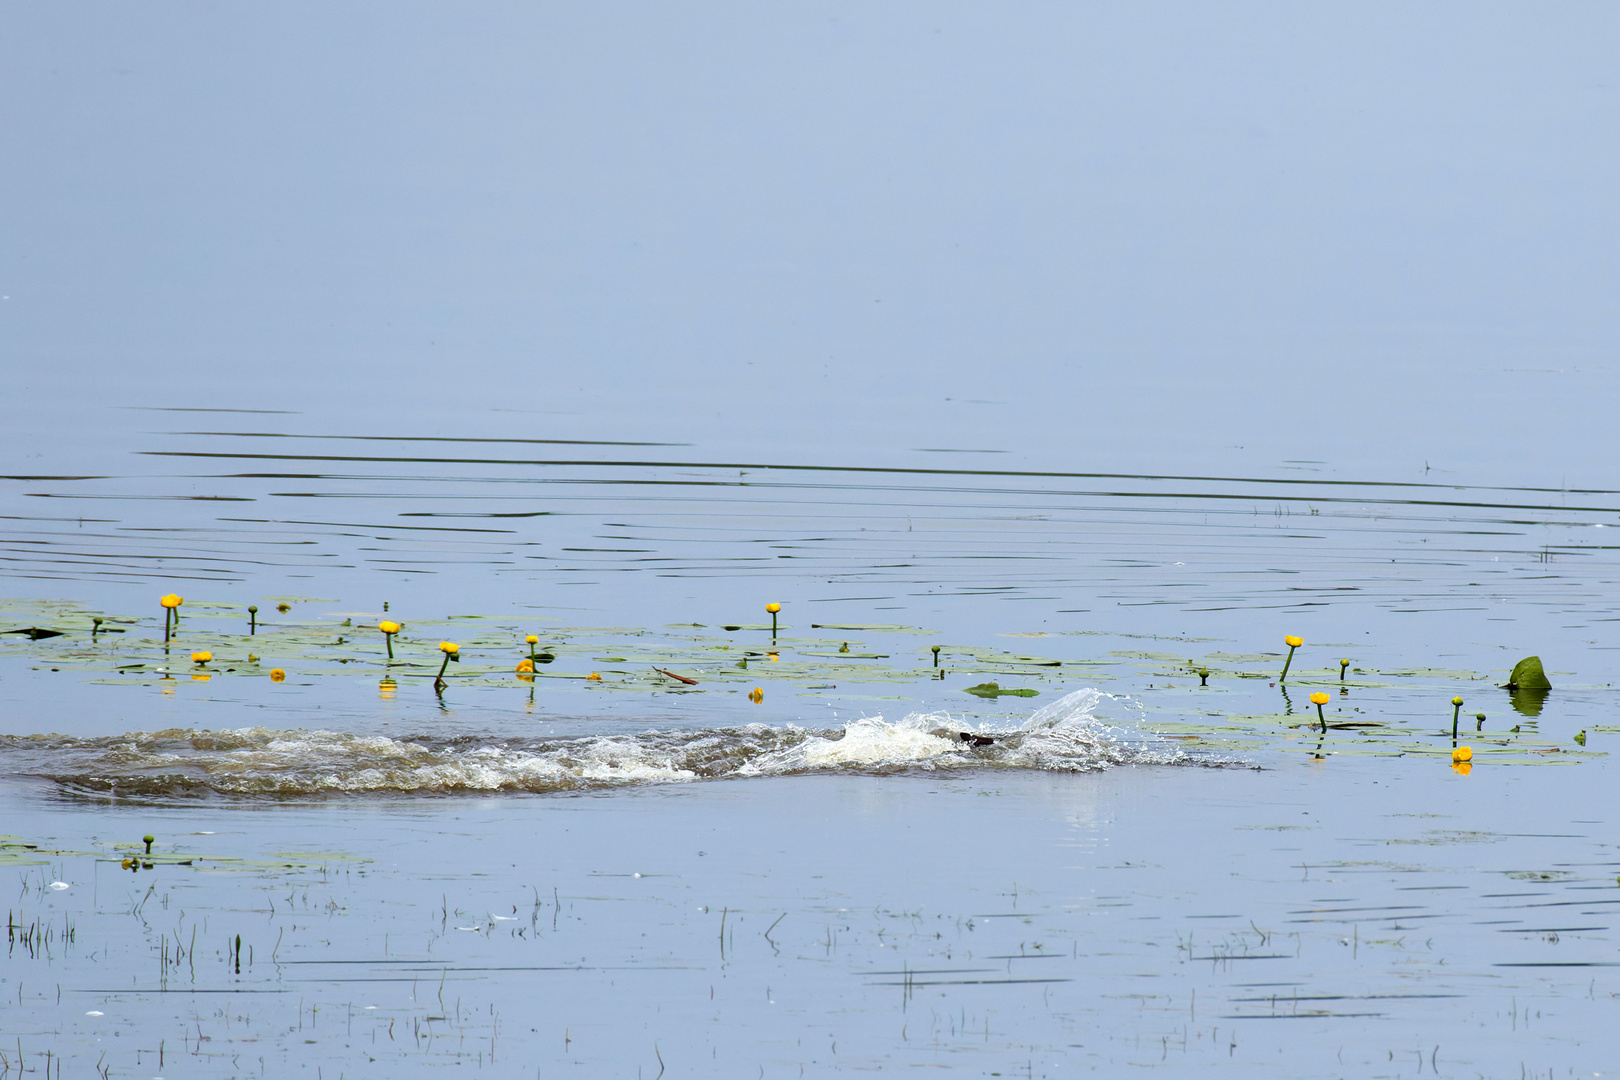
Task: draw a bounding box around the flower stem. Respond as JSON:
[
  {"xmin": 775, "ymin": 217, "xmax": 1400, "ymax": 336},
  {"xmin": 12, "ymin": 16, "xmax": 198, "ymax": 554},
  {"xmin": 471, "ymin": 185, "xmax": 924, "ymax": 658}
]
[{"xmin": 1280, "ymin": 644, "xmax": 1297, "ymax": 682}]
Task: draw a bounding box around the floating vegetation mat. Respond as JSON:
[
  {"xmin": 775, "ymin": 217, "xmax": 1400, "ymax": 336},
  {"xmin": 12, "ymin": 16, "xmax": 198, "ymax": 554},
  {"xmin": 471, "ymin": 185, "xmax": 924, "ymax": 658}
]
[
  {"xmin": 1, "ymin": 597, "xmax": 1598, "ymax": 785},
  {"xmin": 0, "ymin": 596, "xmax": 1091, "ymax": 692}
]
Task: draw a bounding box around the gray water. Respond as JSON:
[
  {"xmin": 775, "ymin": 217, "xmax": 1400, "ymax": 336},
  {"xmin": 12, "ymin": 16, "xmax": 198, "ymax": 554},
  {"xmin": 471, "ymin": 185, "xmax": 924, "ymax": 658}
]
[{"xmin": 4, "ymin": 2, "xmax": 1620, "ymax": 1075}]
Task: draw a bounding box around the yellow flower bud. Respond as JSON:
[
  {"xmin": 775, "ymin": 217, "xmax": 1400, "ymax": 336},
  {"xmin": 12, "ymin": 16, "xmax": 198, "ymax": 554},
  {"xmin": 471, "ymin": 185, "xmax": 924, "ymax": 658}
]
[
  {"xmin": 190, "ymin": 651, "xmax": 212, "ymax": 664},
  {"xmin": 379, "ymin": 620, "xmax": 400, "ymax": 634},
  {"xmin": 160, "ymin": 594, "xmax": 183, "ymax": 609},
  {"xmin": 1451, "ymin": 696, "xmax": 1463, "ymax": 706},
  {"xmin": 439, "ymin": 641, "xmax": 459, "ymax": 655},
  {"xmin": 766, "ymin": 603, "xmax": 781, "ymax": 614},
  {"xmin": 1309, "ymin": 692, "xmax": 1330, "ymax": 706},
  {"xmin": 1284, "ymin": 635, "xmax": 1303, "ymax": 648},
  {"xmin": 525, "ymin": 634, "xmax": 539, "ymax": 645}
]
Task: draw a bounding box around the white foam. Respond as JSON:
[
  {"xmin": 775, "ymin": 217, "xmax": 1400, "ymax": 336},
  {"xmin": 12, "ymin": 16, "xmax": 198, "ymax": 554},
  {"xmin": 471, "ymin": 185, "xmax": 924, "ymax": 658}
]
[
  {"xmin": 21, "ymin": 689, "xmax": 1191, "ymax": 796},
  {"xmin": 785, "ymin": 717, "xmax": 960, "ymax": 770}
]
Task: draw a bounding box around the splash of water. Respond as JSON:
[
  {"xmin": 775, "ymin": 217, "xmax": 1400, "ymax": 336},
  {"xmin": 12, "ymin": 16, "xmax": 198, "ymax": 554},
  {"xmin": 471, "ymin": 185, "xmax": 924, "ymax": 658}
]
[{"xmin": 1, "ymin": 689, "xmax": 1200, "ymax": 797}]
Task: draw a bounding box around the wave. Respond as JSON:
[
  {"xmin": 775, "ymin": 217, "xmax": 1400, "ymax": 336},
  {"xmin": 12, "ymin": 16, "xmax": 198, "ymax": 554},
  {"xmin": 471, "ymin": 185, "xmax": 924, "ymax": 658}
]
[{"xmin": 0, "ymin": 690, "xmax": 1207, "ymax": 798}]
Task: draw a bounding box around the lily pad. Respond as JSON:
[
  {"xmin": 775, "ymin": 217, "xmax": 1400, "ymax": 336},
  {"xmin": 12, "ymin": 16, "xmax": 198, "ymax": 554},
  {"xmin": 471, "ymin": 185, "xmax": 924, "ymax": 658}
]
[
  {"xmin": 1504, "ymin": 656, "xmax": 1552, "ymax": 690},
  {"xmin": 962, "ymin": 682, "xmax": 1039, "ymax": 699}
]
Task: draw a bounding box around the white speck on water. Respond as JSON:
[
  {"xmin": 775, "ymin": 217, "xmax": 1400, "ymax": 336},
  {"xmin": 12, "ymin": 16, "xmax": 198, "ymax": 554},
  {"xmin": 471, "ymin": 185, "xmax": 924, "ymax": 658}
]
[
  {"xmin": 48, "ymin": 881, "xmax": 69, "ymax": 890},
  {"xmin": 85, "ymin": 1010, "xmax": 104, "ymax": 1016},
  {"xmin": 633, "ymin": 872, "xmax": 643, "ymax": 878}
]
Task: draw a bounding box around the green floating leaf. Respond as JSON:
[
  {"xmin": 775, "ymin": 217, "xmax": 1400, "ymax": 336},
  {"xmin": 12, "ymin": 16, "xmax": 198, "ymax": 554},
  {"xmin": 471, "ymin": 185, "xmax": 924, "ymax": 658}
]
[
  {"xmin": 962, "ymin": 682, "xmax": 1038, "ymax": 699},
  {"xmin": 1505, "ymin": 655, "xmax": 1552, "ymax": 690}
]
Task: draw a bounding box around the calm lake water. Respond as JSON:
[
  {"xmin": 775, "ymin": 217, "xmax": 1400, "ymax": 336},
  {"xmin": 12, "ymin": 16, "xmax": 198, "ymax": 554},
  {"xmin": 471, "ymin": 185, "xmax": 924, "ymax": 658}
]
[{"xmin": 5, "ymin": 2, "xmax": 1620, "ymax": 1074}]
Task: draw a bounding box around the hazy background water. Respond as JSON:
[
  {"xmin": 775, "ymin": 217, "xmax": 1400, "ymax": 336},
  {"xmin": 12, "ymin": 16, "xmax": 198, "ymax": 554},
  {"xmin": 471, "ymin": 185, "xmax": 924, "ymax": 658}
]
[
  {"xmin": 5, "ymin": 3, "xmax": 1620, "ymax": 660},
  {"xmin": 6, "ymin": 1, "xmax": 1618, "ymax": 479}
]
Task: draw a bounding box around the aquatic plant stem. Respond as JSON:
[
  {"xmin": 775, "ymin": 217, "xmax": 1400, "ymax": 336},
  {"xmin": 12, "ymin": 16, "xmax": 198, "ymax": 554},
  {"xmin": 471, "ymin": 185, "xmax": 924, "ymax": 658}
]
[
  {"xmin": 1280, "ymin": 643, "xmax": 1298, "ymax": 682},
  {"xmin": 1315, "ymin": 701, "xmax": 1326, "ymax": 734},
  {"xmin": 434, "ymin": 652, "xmax": 451, "ymax": 692}
]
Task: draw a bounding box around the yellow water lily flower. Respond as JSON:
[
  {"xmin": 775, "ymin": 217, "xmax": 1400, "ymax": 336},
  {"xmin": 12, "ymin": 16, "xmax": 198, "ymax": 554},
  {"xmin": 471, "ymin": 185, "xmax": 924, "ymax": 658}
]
[
  {"xmin": 525, "ymin": 634, "xmax": 539, "ymax": 645},
  {"xmin": 586, "ymin": 672, "xmax": 602, "ymax": 681},
  {"xmin": 160, "ymin": 594, "xmax": 183, "ymax": 609},
  {"xmin": 440, "ymin": 641, "xmax": 459, "ymax": 655},
  {"xmin": 378, "ymin": 620, "xmax": 401, "ymax": 660},
  {"xmin": 191, "ymin": 651, "xmax": 212, "ymax": 665},
  {"xmin": 516, "ymin": 659, "xmax": 535, "ymax": 673},
  {"xmin": 1309, "ymin": 690, "xmax": 1331, "ymax": 732},
  {"xmin": 1452, "ymin": 746, "xmax": 1473, "ymax": 763},
  {"xmin": 269, "ymin": 669, "xmax": 286, "ymax": 682},
  {"xmin": 765, "ymin": 603, "xmax": 781, "ymax": 614},
  {"xmin": 1279, "ymin": 635, "xmax": 1303, "ymax": 681}
]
